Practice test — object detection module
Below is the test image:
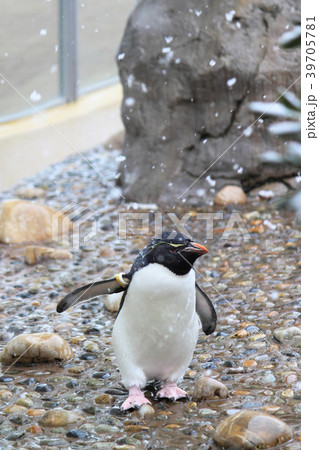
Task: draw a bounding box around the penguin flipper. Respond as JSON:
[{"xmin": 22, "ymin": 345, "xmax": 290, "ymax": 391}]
[
  {"xmin": 195, "ymin": 283, "xmax": 217, "ymax": 335},
  {"xmin": 56, "ymin": 277, "xmax": 129, "ymax": 313}
]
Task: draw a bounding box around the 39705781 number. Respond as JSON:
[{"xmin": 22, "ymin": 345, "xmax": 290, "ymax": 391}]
[{"xmin": 306, "ymin": 17, "xmax": 316, "ymax": 78}]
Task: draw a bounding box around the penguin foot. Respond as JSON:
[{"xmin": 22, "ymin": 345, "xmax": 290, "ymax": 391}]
[
  {"xmin": 156, "ymin": 383, "xmax": 188, "ymax": 401},
  {"xmin": 121, "ymin": 386, "xmax": 151, "ymax": 411}
]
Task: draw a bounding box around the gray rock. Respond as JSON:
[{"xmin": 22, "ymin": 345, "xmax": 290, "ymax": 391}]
[
  {"xmin": 249, "ymin": 181, "xmax": 289, "ymax": 198},
  {"xmin": 138, "ymin": 403, "xmax": 156, "ymax": 419},
  {"xmin": 6, "ymin": 430, "xmax": 26, "ymax": 441},
  {"xmin": 92, "ymin": 444, "xmax": 114, "ymax": 450},
  {"xmin": 117, "ymin": 0, "xmax": 300, "ymax": 204},
  {"xmin": 193, "ymin": 376, "xmax": 229, "ymax": 400},
  {"xmin": 214, "ymin": 411, "xmax": 292, "ymax": 448},
  {"xmin": 39, "ymin": 409, "xmax": 85, "ymax": 427},
  {"xmin": 95, "ymin": 424, "xmax": 119, "ymax": 434},
  {"xmin": 260, "ymin": 372, "xmax": 276, "ymax": 384},
  {"xmin": 274, "ymin": 326, "xmax": 301, "ymax": 346}
]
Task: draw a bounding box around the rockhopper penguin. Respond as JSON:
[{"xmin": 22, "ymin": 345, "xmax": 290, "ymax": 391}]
[{"xmin": 57, "ymin": 231, "xmax": 217, "ymax": 410}]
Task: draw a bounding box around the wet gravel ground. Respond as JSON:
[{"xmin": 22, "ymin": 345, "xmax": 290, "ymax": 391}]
[{"xmin": 0, "ymin": 146, "xmax": 301, "ymax": 449}]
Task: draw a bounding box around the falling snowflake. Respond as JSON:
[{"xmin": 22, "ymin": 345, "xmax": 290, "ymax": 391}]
[
  {"xmin": 29, "ymin": 90, "xmax": 42, "ymax": 102},
  {"xmin": 227, "ymin": 77, "xmax": 237, "ymax": 87}
]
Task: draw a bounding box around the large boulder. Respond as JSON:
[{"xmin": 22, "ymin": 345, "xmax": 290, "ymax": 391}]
[
  {"xmin": 0, "ymin": 333, "xmax": 73, "ymax": 364},
  {"xmin": 117, "ymin": 0, "xmax": 300, "ymax": 204},
  {"xmin": 0, "ymin": 199, "xmax": 72, "ymax": 244}
]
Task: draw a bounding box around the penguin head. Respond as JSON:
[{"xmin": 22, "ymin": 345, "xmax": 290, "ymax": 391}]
[{"xmin": 134, "ymin": 231, "xmax": 208, "ymax": 276}]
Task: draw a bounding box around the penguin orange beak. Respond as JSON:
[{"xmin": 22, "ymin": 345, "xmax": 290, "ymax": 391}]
[{"xmin": 183, "ymin": 242, "xmax": 208, "ymax": 255}]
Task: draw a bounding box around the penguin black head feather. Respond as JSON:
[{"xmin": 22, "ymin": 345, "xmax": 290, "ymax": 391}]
[{"xmin": 129, "ymin": 231, "xmax": 208, "ymax": 276}]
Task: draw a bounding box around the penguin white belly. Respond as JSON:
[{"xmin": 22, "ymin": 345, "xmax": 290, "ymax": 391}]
[{"xmin": 112, "ymin": 264, "xmax": 199, "ymax": 388}]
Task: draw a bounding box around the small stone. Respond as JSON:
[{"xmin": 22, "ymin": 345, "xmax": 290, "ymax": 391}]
[
  {"xmin": 99, "ymin": 247, "xmax": 117, "ymax": 258},
  {"xmin": 83, "ymin": 341, "xmax": 99, "ymax": 352},
  {"xmin": 95, "ymin": 424, "xmax": 119, "ymax": 434},
  {"xmin": 67, "ymin": 395, "xmax": 84, "ymax": 404},
  {"xmin": 193, "ymin": 377, "xmax": 229, "ymax": 401},
  {"xmin": 6, "ymin": 430, "xmax": 26, "ymax": 441},
  {"xmin": 164, "ymin": 424, "xmax": 181, "ymax": 429},
  {"xmin": 273, "ymin": 327, "xmax": 301, "ymax": 344},
  {"xmin": 66, "ymin": 429, "xmax": 90, "ymax": 439},
  {"xmin": 138, "ymin": 403, "xmax": 155, "ymax": 419},
  {"xmin": 243, "ymin": 360, "xmax": 257, "ymax": 367},
  {"xmin": 279, "ymin": 371, "xmax": 298, "ymax": 384},
  {"xmin": 15, "ymin": 186, "xmax": 46, "ymax": 199},
  {"xmin": 249, "ymin": 225, "xmax": 265, "ymax": 234},
  {"xmin": 199, "ymin": 408, "xmax": 218, "ymax": 417},
  {"xmin": 31, "ymin": 300, "xmax": 41, "ymax": 307},
  {"xmin": 214, "ymin": 411, "xmax": 292, "ymax": 448},
  {"xmin": 0, "ymin": 376, "xmax": 14, "ymax": 383},
  {"xmin": 233, "ymin": 390, "xmax": 251, "ymax": 396},
  {"xmin": 231, "ymin": 329, "xmax": 249, "ymax": 339},
  {"xmin": 0, "ymin": 390, "xmax": 13, "ymax": 399},
  {"xmin": 26, "ymin": 424, "xmax": 43, "ymax": 434},
  {"xmin": 54, "ymin": 323, "xmax": 74, "ymax": 332},
  {"xmin": 125, "ymin": 424, "xmax": 150, "ymax": 432},
  {"xmin": 27, "ymin": 409, "xmax": 46, "ymax": 416},
  {"xmin": 113, "ymin": 446, "xmax": 137, "ymax": 450},
  {"xmin": 185, "ymin": 369, "xmax": 197, "ymax": 379},
  {"xmin": 68, "ymin": 366, "xmax": 85, "ymax": 374},
  {"xmin": 8, "ymin": 412, "xmax": 31, "ymax": 425},
  {"xmin": 92, "ymin": 372, "xmax": 110, "ymax": 379},
  {"xmin": 66, "ymin": 380, "xmax": 78, "ymax": 389},
  {"xmin": 262, "ymin": 182, "xmax": 289, "ymax": 197},
  {"xmin": 4, "ymin": 405, "xmax": 28, "ymax": 415},
  {"xmin": 25, "ymin": 246, "xmax": 73, "ymax": 265},
  {"xmin": 198, "ymin": 353, "xmax": 212, "ymax": 362},
  {"xmin": 263, "ymin": 406, "xmax": 280, "ymax": 414},
  {"xmin": 39, "ymin": 439, "xmax": 69, "ymax": 446},
  {"xmin": 243, "ymin": 211, "xmax": 260, "ymax": 220},
  {"xmin": 0, "ymin": 199, "xmax": 72, "ymax": 244},
  {"xmin": 71, "ymin": 336, "xmax": 87, "ymax": 344},
  {"xmin": 35, "ymin": 383, "xmax": 54, "ymax": 393},
  {"xmin": 86, "ymin": 378, "xmax": 104, "ymax": 388},
  {"xmin": 104, "ymin": 292, "xmax": 123, "ymax": 313},
  {"xmin": 79, "ymin": 423, "xmax": 95, "ymax": 432},
  {"xmin": 0, "ymin": 333, "xmax": 73, "ymax": 364},
  {"xmin": 92, "ymin": 444, "xmax": 114, "ymax": 450},
  {"xmin": 79, "ymin": 353, "xmax": 98, "ymax": 360},
  {"xmin": 281, "ymin": 389, "xmax": 294, "ymax": 398},
  {"xmin": 39, "ymin": 409, "xmax": 85, "ymax": 427},
  {"xmin": 260, "ymin": 373, "xmax": 276, "ymax": 384},
  {"xmin": 16, "ymin": 395, "xmax": 34, "ymax": 408},
  {"xmin": 250, "ymin": 333, "xmax": 266, "ymax": 341},
  {"xmin": 214, "ymin": 185, "xmax": 247, "ymax": 206},
  {"xmin": 82, "ymin": 405, "xmax": 96, "ymax": 415},
  {"xmin": 242, "ymin": 401, "xmax": 263, "ymax": 409},
  {"xmin": 95, "ymin": 394, "xmax": 114, "ymax": 405}
]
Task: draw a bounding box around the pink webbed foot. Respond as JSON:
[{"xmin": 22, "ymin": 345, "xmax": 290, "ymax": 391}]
[
  {"xmin": 121, "ymin": 386, "xmax": 151, "ymax": 411},
  {"xmin": 156, "ymin": 383, "xmax": 188, "ymax": 401}
]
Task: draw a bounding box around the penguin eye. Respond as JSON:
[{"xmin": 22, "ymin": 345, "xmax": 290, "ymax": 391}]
[{"xmin": 169, "ymin": 243, "xmax": 184, "ymax": 253}]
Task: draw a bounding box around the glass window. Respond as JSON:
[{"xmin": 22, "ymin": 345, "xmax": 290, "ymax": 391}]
[
  {"xmin": 77, "ymin": 0, "xmax": 136, "ymax": 93},
  {"xmin": 0, "ymin": 0, "xmax": 60, "ymax": 122},
  {"xmin": 0, "ymin": 0, "xmax": 136, "ymax": 123}
]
